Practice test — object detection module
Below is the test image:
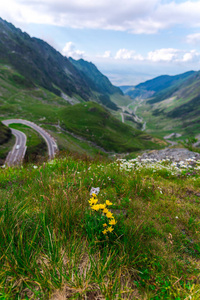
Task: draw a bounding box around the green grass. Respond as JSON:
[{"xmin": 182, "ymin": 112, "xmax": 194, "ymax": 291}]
[
  {"xmin": 0, "ymin": 122, "xmax": 12, "ymax": 145},
  {"xmin": 0, "ymin": 135, "xmax": 15, "ymax": 165},
  {"xmin": 0, "ymin": 154, "xmax": 200, "ymax": 299},
  {"xmin": 60, "ymin": 102, "xmax": 163, "ymax": 153},
  {"xmin": 133, "ymin": 87, "xmax": 200, "ymax": 140},
  {"xmin": 110, "ymin": 93, "xmax": 133, "ymax": 107},
  {"xmin": 0, "ymin": 122, "xmax": 13, "ymax": 164}
]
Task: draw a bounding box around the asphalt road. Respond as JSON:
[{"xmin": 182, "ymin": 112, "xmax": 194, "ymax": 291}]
[
  {"xmin": 4, "ymin": 128, "xmax": 27, "ymax": 166},
  {"xmin": 2, "ymin": 119, "xmax": 58, "ymax": 165}
]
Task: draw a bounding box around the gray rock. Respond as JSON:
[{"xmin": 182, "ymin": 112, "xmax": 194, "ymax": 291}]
[{"xmin": 140, "ymin": 148, "xmax": 200, "ymax": 162}]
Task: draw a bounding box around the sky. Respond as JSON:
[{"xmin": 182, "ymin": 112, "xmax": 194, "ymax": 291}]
[{"xmin": 1, "ymin": 0, "xmax": 200, "ymax": 86}]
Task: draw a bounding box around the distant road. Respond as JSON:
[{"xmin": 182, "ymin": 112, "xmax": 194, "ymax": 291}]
[
  {"xmin": 2, "ymin": 119, "xmax": 58, "ymax": 165},
  {"xmin": 120, "ymin": 112, "xmax": 124, "ymax": 123},
  {"xmin": 120, "ymin": 98, "xmax": 146, "ymax": 131}
]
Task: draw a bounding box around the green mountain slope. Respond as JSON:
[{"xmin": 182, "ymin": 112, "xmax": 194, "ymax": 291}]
[
  {"xmin": 0, "ymin": 64, "xmax": 163, "ymax": 161},
  {"xmin": 69, "ymin": 58, "xmax": 119, "ymax": 110},
  {"xmin": 128, "ymin": 71, "xmax": 200, "ymax": 138},
  {"xmin": 0, "ymin": 64, "xmax": 106, "ymax": 159},
  {"xmin": 0, "ymin": 121, "xmax": 13, "ymax": 165},
  {"xmin": 0, "ymin": 17, "xmax": 124, "ymax": 110},
  {"xmin": 0, "ymin": 18, "xmax": 92, "ymax": 100},
  {"xmin": 0, "ymin": 122, "xmax": 11, "ymax": 145},
  {"xmin": 60, "ymin": 102, "xmax": 163, "ymax": 153},
  {"xmin": 69, "ymin": 58, "xmax": 122, "ymax": 107}
]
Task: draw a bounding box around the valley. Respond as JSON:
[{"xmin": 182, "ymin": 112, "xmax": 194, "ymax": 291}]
[
  {"xmin": 121, "ymin": 72, "xmax": 200, "ymax": 145},
  {"xmin": 0, "ymin": 61, "xmax": 164, "ymax": 165},
  {"xmin": 119, "ymin": 98, "xmax": 147, "ymax": 131}
]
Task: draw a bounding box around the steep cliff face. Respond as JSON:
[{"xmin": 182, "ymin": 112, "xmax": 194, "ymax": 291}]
[
  {"xmin": 0, "ymin": 18, "xmax": 122, "ymax": 109},
  {"xmin": 0, "ymin": 18, "xmax": 93, "ymax": 99}
]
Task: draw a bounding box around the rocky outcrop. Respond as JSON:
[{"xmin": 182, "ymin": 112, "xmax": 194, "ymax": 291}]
[{"xmin": 140, "ymin": 148, "xmax": 200, "ymax": 162}]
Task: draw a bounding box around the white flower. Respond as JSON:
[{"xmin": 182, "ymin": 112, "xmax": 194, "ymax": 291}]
[{"xmin": 90, "ymin": 187, "xmax": 100, "ymax": 195}]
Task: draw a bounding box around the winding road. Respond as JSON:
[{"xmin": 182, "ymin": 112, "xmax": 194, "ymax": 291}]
[
  {"xmin": 2, "ymin": 119, "xmax": 58, "ymax": 166},
  {"xmin": 4, "ymin": 128, "xmax": 27, "ymax": 166},
  {"xmin": 120, "ymin": 98, "xmax": 146, "ymax": 131}
]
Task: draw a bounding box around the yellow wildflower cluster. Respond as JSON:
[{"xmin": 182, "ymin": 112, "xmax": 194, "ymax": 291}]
[{"xmin": 88, "ymin": 193, "xmax": 117, "ymax": 235}]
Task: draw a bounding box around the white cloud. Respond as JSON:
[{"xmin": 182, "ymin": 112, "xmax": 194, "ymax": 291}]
[
  {"xmin": 3, "ymin": 0, "xmax": 200, "ymax": 35},
  {"xmin": 106, "ymin": 47, "xmax": 200, "ymax": 64},
  {"xmin": 155, "ymin": 1, "xmax": 200, "ymax": 28},
  {"xmin": 182, "ymin": 50, "xmax": 200, "ymax": 62},
  {"xmin": 147, "ymin": 48, "xmax": 179, "ymax": 62},
  {"xmin": 62, "ymin": 42, "xmax": 85, "ymax": 59},
  {"xmin": 102, "ymin": 51, "xmax": 112, "ymax": 58},
  {"xmin": 115, "ymin": 49, "xmax": 144, "ymax": 60},
  {"xmin": 147, "ymin": 48, "xmax": 200, "ymax": 63},
  {"xmin": 115, "ymin": 49, "xmax": 135, "ymax": 60},
  {"xmin": 186, "ymin": 33, "xmax": 200, "ymax": 44}
]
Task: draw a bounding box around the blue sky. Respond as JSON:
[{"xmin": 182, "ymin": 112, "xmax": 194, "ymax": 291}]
[{"xmin": 1, "ymin": 0, "xmax": 200, "ymax": 85}]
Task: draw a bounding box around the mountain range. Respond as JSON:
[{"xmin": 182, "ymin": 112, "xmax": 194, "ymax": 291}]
[
  {"xmin": 121, "ymin": 71, "xmax": 200, "ymax": 138},
  {"xmin": 120, "ymin": 71, "xmax": 195, "ymax": 100}
]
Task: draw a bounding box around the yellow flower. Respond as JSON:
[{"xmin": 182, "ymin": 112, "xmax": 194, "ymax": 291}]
[
  {"xmin": 103, "ymin": 223, "xmax": 107, "ymax": 227},
  {"xmin": 109, "ymin": 219, "xmax": 117, "ymax": 226},
  {"xmin": 102, "ymin": 229, "xmax": 108, "ymax": 235},
  {"xmin": 106, "ymin": 200, "xmax": 112, "ymax": 206},
  {"xmin": 99, "ymin": 204, "xmax": 106, "ymax": 210},
  {"xmin": 106, "ymin": 211, "xmax": 113, "ymax": 219},
  {"xmin": 107, "ymin": 226, "xmax": 114, "ymax": 233},
  {"xmin": 103, "ymin": 208, "xmax": 109, "ymax": 214},
  {"xmin": 91, "ymin": 204, "xmax": 100, "ymax": 211},
  {"xmin": 88, "ymin": 198, "xmax": 98, "ymax": 205}
]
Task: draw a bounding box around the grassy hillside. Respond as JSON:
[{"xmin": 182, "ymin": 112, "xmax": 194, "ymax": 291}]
[
  {"xmin": 135, "ymin": 97, "xmax": 200, "ymax": 139},
  {"xmin": 60, "ymin": 102, "xmax": 162, "ymax": 153},
  {"xmin": 124, "ymin": 72, "xmax": 200, "ymax": 139},
  {"xmin": 0, "ymin": 154, "xmax": 200, "ymax": 299},
  {"xmin": 0, "ymin": 121, "xmax": 13, "ymax": 164},
  {"xmin": 69, "ymin": 58, "xmax": 121, "ymax": 110},
  {"xmin": 0, "ymin": 121, "xmax": 12, "ymax": 145},
  {"xmin": 0, "ymin": 18, "xmax": 130, "ymax": 111},
  {"xmin": 0, "ymin": 64, "xmax": 164, "ymax": 163},
  {"xmin": 0, "ymin": 64, "xmax": 106, "ymax": 159},
  {"xmin": 0, "ymin": 17, "xmax": 94, "ymax": 100}
]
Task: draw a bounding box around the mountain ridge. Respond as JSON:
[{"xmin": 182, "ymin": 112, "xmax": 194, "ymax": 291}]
[
  {"xmin": 0, "ymin": 17, "xmax": 121, "ymax": 110},
  {"xmin": 120, "ymin": 71, "xmax": 196, "ymax": 100}
]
